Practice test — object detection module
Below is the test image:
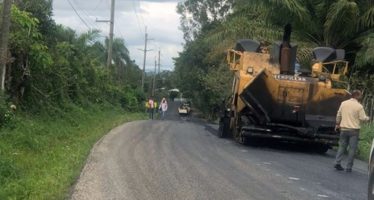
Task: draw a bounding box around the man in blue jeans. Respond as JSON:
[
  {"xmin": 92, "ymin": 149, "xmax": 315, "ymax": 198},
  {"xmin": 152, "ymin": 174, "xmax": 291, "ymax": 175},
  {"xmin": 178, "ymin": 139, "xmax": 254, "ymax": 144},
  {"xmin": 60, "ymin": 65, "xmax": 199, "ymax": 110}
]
[{"xmin": 334, "ymin": 90, "xmax": 370, "ymax": 172}]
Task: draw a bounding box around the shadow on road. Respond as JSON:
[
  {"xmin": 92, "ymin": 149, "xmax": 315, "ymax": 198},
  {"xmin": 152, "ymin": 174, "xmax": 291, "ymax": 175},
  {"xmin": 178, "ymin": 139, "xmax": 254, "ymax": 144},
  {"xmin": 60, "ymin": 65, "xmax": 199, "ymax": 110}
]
[
  {"xmin": 156, "ymin": 101, "xmax": 333, "ymax": 155},
  {"xmin": 246, "ymin": 138, "xmax": 335, "ymax": 155},
  {"xmin": 202, "ymin": 123, "xmax": 335, "ymax": 156}
]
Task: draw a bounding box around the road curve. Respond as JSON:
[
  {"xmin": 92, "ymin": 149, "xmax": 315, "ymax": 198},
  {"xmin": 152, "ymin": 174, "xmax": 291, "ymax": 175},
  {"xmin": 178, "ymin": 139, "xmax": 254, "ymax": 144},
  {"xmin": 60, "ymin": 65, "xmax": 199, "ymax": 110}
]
[{"xmin": 71, "ymin": 109, "xmax": 368, "ymax": 200}]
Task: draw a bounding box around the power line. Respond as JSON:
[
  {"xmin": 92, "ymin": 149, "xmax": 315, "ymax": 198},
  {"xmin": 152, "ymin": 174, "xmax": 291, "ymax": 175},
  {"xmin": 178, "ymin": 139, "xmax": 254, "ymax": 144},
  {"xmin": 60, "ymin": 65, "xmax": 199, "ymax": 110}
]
[
  {"xmin": 76, "ymin": 0, "xmax": 125, "ymax": 42},
  {"xmin": 72, "ymin": 0, "xmax": 97, "ymax": 28},
  {"xmin": 93, "ymin": 0, "xmax": 105, "ymax": 11},
  {"xmin": 131, "ymin": 0, "xmax": 144, "ymax": 35},
  {"xmin": 68, "ymin": 0, "xmax": 112, "ymax": 58},
  {"xmin": 71, "ymin": 0, "xmax": 104, "ymax": 32},
  {"xmin": 66, "ymin": 0, "xmax": 91, "ymax": 30},
  {"xmin": 136, "ymin": 0, "xmax": 146, "ymax": 30},
  {"xmin": 71, "ymin": 0, "xmax": 120, "ymax": 52},
  {"xmin": 104, "ymin": 0, "xmax": 111, "ymax": 11},
  {"xmin": 67, "ymin": 0, "xmax": 111, "ymax": 48},
  {"xmin": 115, "ymin": 27, "xmax": 126, "ymax": 40}
]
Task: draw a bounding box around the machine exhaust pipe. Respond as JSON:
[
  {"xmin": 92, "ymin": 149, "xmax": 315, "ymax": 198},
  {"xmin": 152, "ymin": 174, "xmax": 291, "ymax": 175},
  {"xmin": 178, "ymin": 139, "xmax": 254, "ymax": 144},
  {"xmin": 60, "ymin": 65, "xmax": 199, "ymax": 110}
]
[{"xmin": 280, "ymin": 24, "xmax": 292, "ymax": 75}]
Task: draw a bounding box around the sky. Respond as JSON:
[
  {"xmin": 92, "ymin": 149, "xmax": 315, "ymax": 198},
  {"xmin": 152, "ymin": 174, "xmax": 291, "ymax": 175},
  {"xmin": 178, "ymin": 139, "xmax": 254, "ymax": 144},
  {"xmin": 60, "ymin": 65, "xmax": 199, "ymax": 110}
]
[{"xmin": 52, "ymin": 0, "xmax": 184, "ymax": 72}]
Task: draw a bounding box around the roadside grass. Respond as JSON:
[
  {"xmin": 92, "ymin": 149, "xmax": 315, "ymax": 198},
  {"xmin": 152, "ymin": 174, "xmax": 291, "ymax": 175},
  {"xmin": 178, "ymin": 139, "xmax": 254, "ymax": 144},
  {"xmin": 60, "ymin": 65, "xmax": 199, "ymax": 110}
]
[
  {"xmin": 357, "ymin": 123, "xmax": 374, "ymax": 161},
  {"xmin": 0, "ymin": 104, "xmax": 146, "ymax": 200}
]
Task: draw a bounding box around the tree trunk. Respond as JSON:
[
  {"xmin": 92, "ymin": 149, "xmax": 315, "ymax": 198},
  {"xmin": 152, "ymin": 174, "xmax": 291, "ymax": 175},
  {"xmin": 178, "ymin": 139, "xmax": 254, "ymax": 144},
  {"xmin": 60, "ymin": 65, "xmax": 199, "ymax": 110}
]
[{"xmin": 0, "ymin": 0, "xmax": 12, "ymax": 91}]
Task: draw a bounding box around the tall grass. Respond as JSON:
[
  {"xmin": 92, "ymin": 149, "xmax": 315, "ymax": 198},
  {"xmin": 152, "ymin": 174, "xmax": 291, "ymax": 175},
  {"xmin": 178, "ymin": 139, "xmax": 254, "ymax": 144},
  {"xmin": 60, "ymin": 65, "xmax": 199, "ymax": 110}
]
[
  {"xmin": 0, "ymin": 104, "xmax": 146, "ymax": 199},
  {"xmin": 358, "ymin": 123, "xmax": 374, "ymax": 161}
]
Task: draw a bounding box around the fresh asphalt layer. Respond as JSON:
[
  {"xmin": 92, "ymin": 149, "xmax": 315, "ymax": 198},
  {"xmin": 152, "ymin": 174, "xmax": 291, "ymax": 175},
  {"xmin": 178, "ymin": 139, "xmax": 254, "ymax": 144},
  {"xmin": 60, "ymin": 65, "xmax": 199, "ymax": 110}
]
[{"xmin": 71, "ymin": 102, "xmax": 368, "ymax": 200}]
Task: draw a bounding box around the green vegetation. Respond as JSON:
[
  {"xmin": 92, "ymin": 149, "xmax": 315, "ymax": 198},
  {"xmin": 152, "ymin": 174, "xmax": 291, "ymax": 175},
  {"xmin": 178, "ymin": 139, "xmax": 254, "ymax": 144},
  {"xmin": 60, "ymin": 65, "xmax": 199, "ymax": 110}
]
[
  {"xmin": 0, "ymin": 2, "xmax": 150, "ymax": 116},
  {"xmin": 0, "ymin": 1, "xmax": 150, "ymax": 199},
  {"xmin": 358, "ymin": 123, "xmax": 374, "ymax": 161},
  {"xmin": 0, "ymin": 104, "xmax": 146, "ymax": 199}
]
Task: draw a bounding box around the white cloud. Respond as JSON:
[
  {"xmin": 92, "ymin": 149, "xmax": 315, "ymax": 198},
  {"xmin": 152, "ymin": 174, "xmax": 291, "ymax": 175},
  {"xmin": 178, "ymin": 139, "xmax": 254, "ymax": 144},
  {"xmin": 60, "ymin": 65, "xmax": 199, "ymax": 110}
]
[{"xmin": 52, "ymin": 0, "xmax": 184, "ymax": 71}]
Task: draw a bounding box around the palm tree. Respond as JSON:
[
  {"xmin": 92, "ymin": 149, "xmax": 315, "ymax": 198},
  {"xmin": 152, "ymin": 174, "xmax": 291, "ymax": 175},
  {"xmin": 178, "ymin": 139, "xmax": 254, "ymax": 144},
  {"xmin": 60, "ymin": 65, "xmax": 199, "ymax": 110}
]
[
  {"xmin": 256, "ymin": 0, "xmax": 373, "ymax": 68},
  {"xmin": 107, "ymin": 37, "xmax": 131, "ymax": 84},
  {"xmin": 203, "ymin": 0, "xmax": 373, "ymax": 71}
]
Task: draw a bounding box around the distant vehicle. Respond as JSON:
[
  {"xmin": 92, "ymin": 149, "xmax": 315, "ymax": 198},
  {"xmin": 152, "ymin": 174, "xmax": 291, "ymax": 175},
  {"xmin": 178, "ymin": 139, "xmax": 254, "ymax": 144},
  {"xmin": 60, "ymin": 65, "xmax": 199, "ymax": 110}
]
[
  {"xmin": 178, "ymin": 102, "xmax": 191, "ymax": 116},
  {"xmin": 368, "ymin": 139, "xmax": 374, "ymax": 200},
  {"xmin": 184, "ymin": 101, "xmax": 191, "ymax": 110}
]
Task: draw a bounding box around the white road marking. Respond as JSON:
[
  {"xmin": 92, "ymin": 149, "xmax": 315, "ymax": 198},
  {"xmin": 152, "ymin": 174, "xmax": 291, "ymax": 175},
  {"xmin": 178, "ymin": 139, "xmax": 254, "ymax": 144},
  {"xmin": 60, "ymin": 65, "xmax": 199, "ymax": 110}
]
[
  {"xmin": 317, "ymin": 194, "xmax": 329, "ymax": 198},
  {"xmin": 288, "ymin": 177, "xmax": 300, "ymax": 181}
]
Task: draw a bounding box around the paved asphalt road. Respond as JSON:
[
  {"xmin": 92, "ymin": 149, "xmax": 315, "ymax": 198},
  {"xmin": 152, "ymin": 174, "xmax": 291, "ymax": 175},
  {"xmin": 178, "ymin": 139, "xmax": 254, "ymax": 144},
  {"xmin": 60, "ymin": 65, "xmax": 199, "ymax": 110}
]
[{"xmin": 71, "ymin": 102, "xmax": 368, "ymax": 200}]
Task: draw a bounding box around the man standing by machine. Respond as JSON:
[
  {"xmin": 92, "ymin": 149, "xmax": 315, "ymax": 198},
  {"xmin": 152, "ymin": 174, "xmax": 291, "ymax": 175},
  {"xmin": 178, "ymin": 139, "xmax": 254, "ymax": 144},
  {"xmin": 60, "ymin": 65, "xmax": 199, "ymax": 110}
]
[{"xmin": 334, "ymin": 90, "xmax": 370, "ymax": 172}]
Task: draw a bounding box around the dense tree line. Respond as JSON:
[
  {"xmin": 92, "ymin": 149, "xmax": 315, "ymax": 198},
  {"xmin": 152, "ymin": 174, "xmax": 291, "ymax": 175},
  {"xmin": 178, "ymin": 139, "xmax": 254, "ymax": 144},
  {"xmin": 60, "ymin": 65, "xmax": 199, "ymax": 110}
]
[
  {"xmin": 0, "ymin": 1, "xmax": 145, "ymax": 125},
  {"xmin": 174, "ymin": 0, "xmax": 374, "ymax": 118}
]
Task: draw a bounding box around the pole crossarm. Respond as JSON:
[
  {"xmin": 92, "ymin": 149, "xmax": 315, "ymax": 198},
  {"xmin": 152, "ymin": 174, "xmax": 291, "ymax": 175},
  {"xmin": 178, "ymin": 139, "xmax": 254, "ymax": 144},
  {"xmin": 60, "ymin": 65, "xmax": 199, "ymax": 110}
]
[
  {"xmin": 95, "ymin": 19, "xmax": 111, "ymax": 23},
  {"xmin": 95, "ymin": 0, "xmax": 115, "ymax": 69},
  {"xmin": 138, "ymin": 48, "xmax": 153, "ymax": 52}
]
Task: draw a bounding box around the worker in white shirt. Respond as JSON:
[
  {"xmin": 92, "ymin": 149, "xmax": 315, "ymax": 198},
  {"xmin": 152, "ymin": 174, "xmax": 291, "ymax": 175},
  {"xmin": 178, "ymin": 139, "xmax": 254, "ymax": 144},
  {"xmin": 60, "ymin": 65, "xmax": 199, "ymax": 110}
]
[
  {"xmin": 159, "ymin": 97, "xmax": 168, "ymax": 120},
  {"xmin": 334, "ymin": 90, "xmax": 370, "ymax": 172}
]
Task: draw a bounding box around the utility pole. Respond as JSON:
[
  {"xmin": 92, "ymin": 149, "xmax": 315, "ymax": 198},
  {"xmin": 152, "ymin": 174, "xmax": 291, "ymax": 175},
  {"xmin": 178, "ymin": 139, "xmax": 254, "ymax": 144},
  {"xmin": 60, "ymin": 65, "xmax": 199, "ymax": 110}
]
[
  {"xmin": 108, "ymin": 0, "xmax": 115, "ymax": 69},
  {"xmin": 0, "ymin": 0, "xmax": 12, "ymax": 91},
  {"xmin": 157, "ymin": 50, "xmax": 161, "ymax": 92},
  {"xmin": 158, "ymin": 50, "xmax": 161, "ymax": 74},
  {"xmin": 139, "ymin": 26, "xmax": 153, "ymax": 91},
  {"xmin": 152, "ymin": 58, "xmax": 156, "ymax": 96},
  {"xmin": 96, "ymin": 0, "xmax": 115, "ymax": 68}
]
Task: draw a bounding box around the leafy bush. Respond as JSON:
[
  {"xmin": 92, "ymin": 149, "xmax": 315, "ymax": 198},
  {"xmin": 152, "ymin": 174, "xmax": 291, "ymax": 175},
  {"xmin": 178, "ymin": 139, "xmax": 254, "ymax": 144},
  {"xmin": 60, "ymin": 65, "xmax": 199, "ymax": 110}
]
[
  {"xmin": 123, "ymin": 87, "xmax": 145, "ymax": 111},
  {"xmin": 0, "ymin": 94, "xmax": 16, "ymax": 127},
  {"xmin": 358, "ymin": 123, "xmax": 374, "ymax": 160}
]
